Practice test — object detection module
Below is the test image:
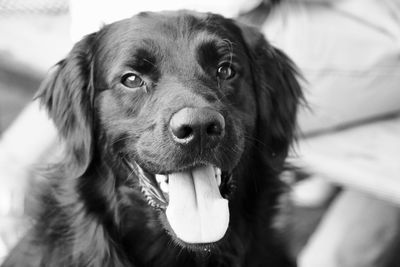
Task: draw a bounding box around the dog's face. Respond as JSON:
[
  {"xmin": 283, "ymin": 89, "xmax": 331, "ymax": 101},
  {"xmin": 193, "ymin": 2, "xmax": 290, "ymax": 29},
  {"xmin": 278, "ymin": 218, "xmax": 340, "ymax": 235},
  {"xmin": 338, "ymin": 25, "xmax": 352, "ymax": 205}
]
[
  {"xmin": 38, "ymin": 11, "xmax": 301, "ymax": 256},
  {"xmin": 94, "ymin": 12, "xmax": 258, "ymax": 245},
  {"xmin": 98, "ymin": 13, "xmax": 256, "ymax": 172}
]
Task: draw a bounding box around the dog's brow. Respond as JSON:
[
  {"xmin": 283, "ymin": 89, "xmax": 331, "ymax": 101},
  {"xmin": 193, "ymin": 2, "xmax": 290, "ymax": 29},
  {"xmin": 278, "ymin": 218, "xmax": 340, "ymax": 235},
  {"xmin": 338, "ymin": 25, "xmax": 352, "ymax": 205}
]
[
  {"xmin": 128, "ymin": 48, "xmax": 158, "ymax": 74},
  {"xmin": 220, "ymin": 39, "xmax": 234, "ymax": 66},
  {"xmin": 196, "ymin": 37, "xmax": 236, "ymax": 72},
  {"xmin": 217, "ymin": 39, "xmax": 234, "ymax": 61}
]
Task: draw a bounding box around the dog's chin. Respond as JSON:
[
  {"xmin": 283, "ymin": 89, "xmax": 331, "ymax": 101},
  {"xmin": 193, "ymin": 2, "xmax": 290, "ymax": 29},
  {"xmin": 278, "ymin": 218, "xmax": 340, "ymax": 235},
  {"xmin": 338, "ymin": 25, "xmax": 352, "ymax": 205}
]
[{"xmin": 122, "ymin": 158, "xmax": 235, "ymax": 251}]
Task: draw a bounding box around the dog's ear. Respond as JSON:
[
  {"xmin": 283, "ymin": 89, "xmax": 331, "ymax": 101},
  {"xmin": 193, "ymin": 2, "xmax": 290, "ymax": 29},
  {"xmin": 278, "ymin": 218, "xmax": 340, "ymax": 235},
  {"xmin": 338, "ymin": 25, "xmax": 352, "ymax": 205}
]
[
  {"xmin": 36, "ymin": 33, "xmax": 97, "ymax": 177},
  {"xmin": 238, "ymin": 23, "xmax": 303, "ymax": 166}
]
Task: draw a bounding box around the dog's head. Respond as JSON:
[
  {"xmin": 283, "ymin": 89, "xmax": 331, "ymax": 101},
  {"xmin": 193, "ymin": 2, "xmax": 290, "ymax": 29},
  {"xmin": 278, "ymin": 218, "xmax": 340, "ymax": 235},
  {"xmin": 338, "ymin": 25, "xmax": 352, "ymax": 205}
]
[{"xmin": 37, "ymin": 11, "xmax": 301, "ymax": 254}]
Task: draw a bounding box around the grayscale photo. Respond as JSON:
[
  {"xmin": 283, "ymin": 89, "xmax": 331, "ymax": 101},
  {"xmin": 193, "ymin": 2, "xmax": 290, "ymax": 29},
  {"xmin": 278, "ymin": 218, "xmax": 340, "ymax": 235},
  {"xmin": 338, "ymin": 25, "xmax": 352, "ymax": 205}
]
[{"xmin": 0, "ymin": 0, "xmax": 400, "ymax": 266}]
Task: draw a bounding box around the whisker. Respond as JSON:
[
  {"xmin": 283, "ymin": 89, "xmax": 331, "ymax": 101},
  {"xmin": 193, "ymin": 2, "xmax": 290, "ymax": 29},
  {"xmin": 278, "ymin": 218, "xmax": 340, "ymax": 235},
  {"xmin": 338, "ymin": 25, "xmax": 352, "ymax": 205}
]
[
  {"xmin": 142, "ymin": 58, "xmax": 157, "ymax": 68},
  {"xmin": 243, "ymin": 134, "xmax": 267, "ymax": 147},
  {"xmin": 110, "ymin": 135, "xmax": 133, "ymax": 146}
]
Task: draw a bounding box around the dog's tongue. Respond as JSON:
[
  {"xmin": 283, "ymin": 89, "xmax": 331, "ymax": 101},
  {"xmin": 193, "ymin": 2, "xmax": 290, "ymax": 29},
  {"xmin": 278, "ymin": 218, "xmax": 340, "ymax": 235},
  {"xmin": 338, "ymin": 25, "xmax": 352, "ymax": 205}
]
[{"xmin": 166, "ymin": 165, "xmax": 229, "ymax": 244}]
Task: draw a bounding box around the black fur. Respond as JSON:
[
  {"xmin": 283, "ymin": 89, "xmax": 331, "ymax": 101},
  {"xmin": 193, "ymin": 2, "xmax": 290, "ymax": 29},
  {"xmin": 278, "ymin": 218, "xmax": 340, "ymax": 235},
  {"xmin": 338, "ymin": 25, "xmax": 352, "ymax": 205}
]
[{"xmin": 2, "ymin": 11, "xmax": 302, "ymax": 267}]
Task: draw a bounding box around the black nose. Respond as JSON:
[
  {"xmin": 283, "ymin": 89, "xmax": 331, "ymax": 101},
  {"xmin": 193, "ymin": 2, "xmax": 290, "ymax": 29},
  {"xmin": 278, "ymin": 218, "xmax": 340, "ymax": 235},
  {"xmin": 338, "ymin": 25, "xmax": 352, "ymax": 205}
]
[{"xmin": 169, "ymin": 107, "xmax": 225, "ymax": 148}]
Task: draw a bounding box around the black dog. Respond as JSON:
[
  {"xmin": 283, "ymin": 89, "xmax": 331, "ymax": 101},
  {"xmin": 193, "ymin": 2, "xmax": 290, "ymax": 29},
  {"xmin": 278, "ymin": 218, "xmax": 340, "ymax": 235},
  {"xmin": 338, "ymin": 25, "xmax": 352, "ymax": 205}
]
[{"xmin": 3, "ymin": 11, "xmax": 302, "ymax": 267}]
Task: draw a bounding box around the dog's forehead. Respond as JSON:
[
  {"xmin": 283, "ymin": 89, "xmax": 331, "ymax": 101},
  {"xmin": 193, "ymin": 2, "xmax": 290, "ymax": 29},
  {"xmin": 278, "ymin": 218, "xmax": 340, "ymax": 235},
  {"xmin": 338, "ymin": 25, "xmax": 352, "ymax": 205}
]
[
  {"xmin": 96, "ymin": 12, "xmax": 244, "ymax": 64},
  {"xmin": 106, "ymin": 11, "xmax": 237, "ymax": 40}
]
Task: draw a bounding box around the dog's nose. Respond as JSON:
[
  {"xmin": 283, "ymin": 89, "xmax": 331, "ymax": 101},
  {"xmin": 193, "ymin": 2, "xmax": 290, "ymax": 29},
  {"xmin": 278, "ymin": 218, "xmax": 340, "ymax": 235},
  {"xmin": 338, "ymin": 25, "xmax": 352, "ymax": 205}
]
[{"xmin": 169, "ymin": 108, "xmax": 225, "ymax": 148}]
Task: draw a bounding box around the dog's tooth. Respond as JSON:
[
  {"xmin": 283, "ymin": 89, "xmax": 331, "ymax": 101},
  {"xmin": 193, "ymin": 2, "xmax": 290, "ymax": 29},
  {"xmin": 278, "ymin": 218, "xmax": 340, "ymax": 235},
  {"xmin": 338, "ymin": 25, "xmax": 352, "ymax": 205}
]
[
  {"xmin": 215, "ymin": 167, "xmax": 222, "ymax": 186},
  {"xmin": 215, "ymin": 167, "xmax": 222, "ymax": 177},
  {"xmin": 160, "ymin": 181, "xmax": 169, "ymax": 193},
  {"xmin": 156, "ymin": 174, "xmax": 167, "ymax": 183}
]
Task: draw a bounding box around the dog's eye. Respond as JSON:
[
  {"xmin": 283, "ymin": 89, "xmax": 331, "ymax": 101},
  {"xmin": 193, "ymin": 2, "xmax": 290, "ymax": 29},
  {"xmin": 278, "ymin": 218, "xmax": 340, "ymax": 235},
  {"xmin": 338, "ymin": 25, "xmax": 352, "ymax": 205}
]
[
  {"xmin": 217, "ymin": 64, "xmax": 235, "ymax": 80},
  {"xmin": 121, "ymin": 73, "xmax": 145, "ymax": 88}
]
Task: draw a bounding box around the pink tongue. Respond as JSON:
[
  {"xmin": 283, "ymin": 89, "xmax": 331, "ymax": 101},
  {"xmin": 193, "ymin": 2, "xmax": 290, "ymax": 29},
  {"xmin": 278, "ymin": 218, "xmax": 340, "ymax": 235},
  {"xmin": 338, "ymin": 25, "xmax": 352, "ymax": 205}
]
[{"xmin": 166, "ymin": 165, "xmax": 229, "ymax": 244}]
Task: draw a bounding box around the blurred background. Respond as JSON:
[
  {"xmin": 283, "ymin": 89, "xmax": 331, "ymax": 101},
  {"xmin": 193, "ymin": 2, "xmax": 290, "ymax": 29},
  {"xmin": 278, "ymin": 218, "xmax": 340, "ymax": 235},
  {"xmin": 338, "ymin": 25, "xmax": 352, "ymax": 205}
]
[
  {"xmin": 1, "ymin": 0, "xmax": 400, "ymax": 266},
  {"xmin": 0, "ymin": 0, "xmax": 70, "ymax": 262},
  {"xmin": 0, "ymin": 0, "xmax": 70, "ymax": 130}
]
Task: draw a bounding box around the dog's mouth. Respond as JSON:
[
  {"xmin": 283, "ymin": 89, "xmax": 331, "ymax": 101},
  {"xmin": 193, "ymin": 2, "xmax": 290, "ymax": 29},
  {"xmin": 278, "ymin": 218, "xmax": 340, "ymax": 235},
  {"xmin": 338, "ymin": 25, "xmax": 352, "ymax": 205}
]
[{"xmin": 123, "ymin": 158, "xmax": 233, "ymax": 245}]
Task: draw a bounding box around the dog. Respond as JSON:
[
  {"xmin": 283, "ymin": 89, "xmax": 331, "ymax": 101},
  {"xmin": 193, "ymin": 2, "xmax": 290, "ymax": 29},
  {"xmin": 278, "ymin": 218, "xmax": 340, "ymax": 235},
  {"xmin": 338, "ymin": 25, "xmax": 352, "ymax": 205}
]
[{"xmin": 2, "ymin": 10, "xmax": 302, "ymax": 267}]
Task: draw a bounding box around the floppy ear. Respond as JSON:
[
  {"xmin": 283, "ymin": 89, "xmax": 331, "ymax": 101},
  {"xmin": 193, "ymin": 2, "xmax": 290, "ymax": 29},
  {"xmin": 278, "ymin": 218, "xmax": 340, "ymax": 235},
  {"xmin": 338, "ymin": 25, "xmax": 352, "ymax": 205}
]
[
  {"xmin": 36, "ymin": 33, "xmax": 97, "ymax": 177},
  {"xmin": 238, "ymin": 24, "xmax": 303, "ymax": 166}
]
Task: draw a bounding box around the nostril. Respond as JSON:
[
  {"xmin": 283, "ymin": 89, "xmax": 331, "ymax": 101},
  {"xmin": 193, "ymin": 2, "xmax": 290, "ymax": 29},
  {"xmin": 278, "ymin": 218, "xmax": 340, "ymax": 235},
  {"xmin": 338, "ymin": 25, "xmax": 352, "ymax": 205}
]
[
  {"xmin": 169, "ymin": 107, "xmax": 225, "ymax": 145},
  {"xmin": 173, "ymin": 125, "xmax": 193, "ymax": 140}
]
